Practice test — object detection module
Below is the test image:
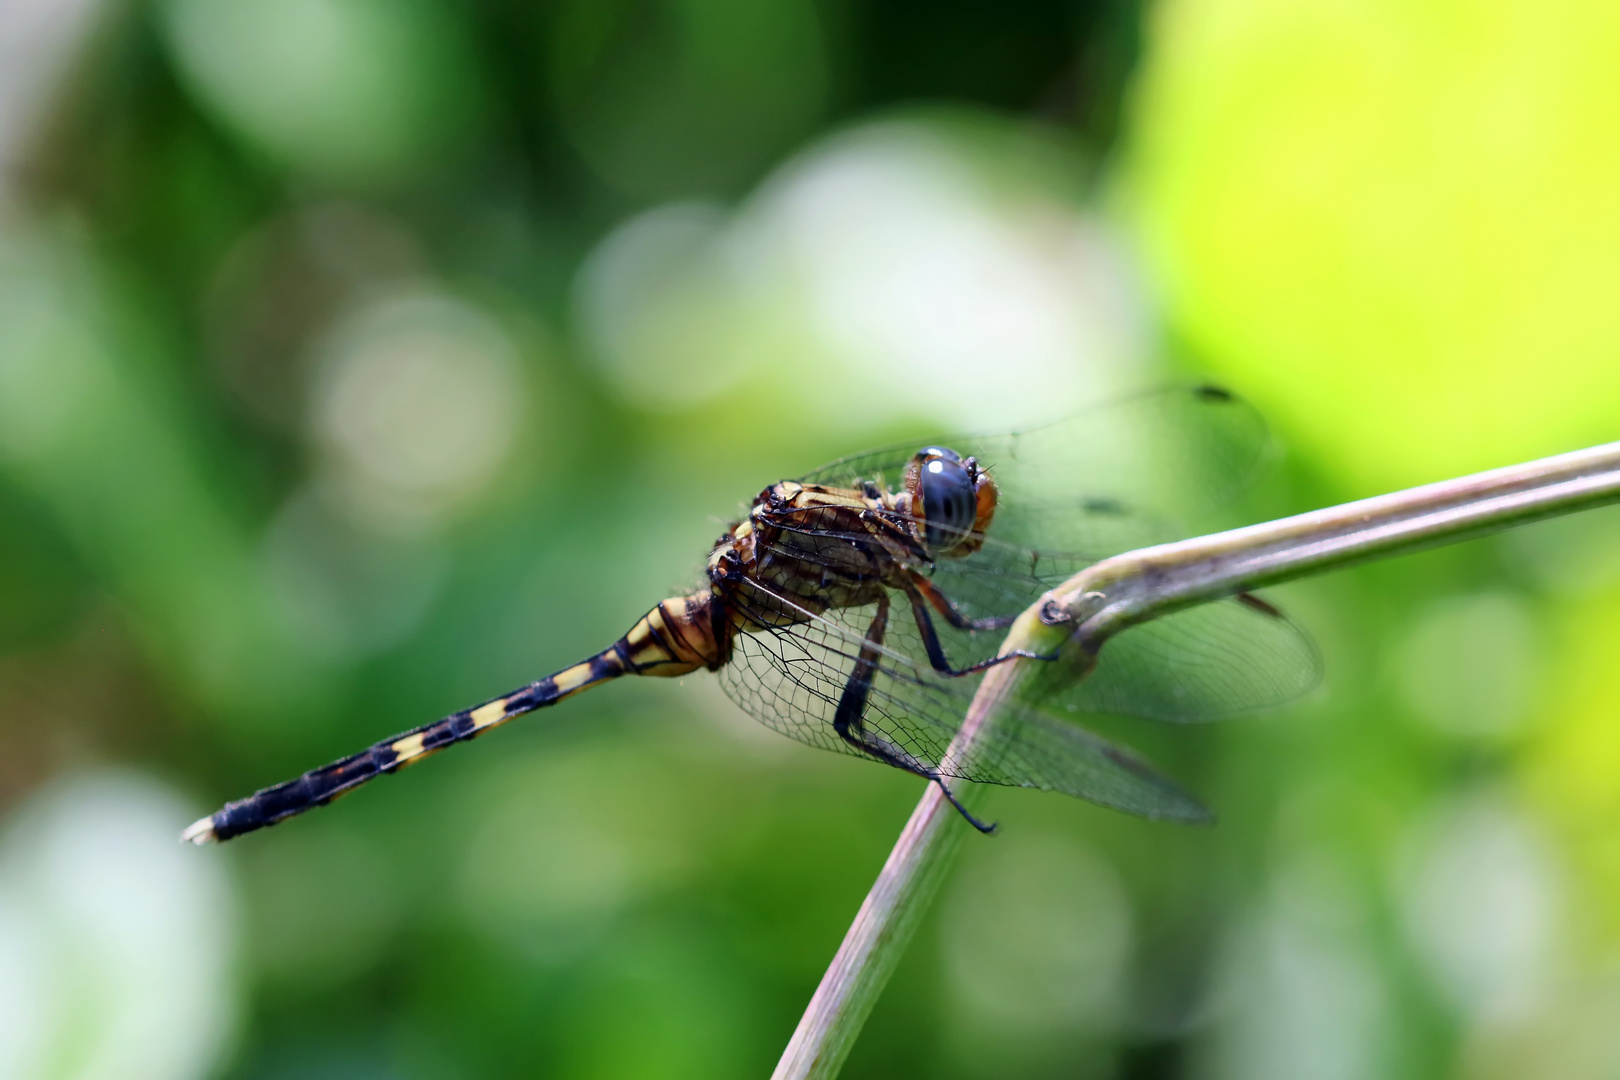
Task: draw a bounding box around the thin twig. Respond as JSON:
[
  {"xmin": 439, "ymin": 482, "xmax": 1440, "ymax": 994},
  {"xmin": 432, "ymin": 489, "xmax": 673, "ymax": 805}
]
[{"xmin": 772, "ymin": 438, "xmax": 1620, "ymax": 1080}]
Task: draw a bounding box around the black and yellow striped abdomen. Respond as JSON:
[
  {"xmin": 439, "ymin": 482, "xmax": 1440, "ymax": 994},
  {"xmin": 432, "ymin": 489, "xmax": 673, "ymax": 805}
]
[{"xmin": 185, "ymin": 593, "xmax": 729, "ymax": 843}]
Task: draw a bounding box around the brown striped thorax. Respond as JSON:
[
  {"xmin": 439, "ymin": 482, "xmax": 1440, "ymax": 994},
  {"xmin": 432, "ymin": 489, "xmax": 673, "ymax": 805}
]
[{"xmin": 701, "ymin": 447, "xmax": 998, "ymax": 632}]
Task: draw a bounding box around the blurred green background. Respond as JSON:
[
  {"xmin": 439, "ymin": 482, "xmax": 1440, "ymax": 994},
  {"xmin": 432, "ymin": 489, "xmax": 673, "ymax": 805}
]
[{"xmin": 3, "ymin": 0, "xmax": 1620, "ymax": 1077}]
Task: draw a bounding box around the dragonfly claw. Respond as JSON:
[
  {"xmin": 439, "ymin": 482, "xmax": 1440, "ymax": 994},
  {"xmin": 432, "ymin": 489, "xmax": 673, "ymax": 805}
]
[
  {"xmin": 1038, "ymin": 598, "xmax": 1073, "ymax": 625},
  {"xmin": 935, "ymin": 777, "xmax": 997, "ymax": 834}
]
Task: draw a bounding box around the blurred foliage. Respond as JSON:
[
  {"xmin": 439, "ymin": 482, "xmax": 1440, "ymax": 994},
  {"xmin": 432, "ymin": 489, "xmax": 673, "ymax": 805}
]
[
  {"xmin": 2, "ymin": 0, "xmax": 1620, "ymax": 1079},
  {"xmin": 1128, "ymin": 0, "xmax": 1620, "ymax": 491}
]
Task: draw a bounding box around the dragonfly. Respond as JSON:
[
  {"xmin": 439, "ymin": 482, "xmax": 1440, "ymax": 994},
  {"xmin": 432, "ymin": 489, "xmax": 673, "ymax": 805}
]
[{"xmin": 183, "ymin": 385, "xmax": 1320, "ymax": 844}]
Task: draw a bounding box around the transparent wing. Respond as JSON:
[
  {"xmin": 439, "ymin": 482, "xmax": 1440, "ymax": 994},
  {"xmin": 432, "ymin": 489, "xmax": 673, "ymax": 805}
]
[
  {"xmin": 799, "ymin": 385, "xmax": 1272, "ymax": 555},
  {"xmin": 715, "ymin": 579, "xmax": 1211, "ymax": 822},
  {"xmin": 747, "ymin": 509, "xmax": 1321, "ymax": 722},
  {"xmin": 919, "ymin": 542, "xmax": 1086, "ymax": 624},
  {"xmin": 781, "ymin": 384, "xmax": 1321, "ymax": 720},
  {"xmin": 1034, "ymin": 596, "xmax": 1324, "ymax": 723}
]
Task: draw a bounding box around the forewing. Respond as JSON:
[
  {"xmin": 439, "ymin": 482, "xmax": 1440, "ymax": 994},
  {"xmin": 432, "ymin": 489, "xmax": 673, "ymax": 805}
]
[
  {"xmin": 785, "ymin": 386, "xmax": 1316, "ymax": 713},
  {"xmin": 796, "ymin": 445, "xmax": 918, "ymax": 496},
  {"xmin": 961, "ymin": 385, "xmax": 1271, "ymax": 549},
  {"xmin": 715, "ymin": 580, "xmax": 1209, "ymax": 822},
  {"xmin": 798, "ymin": 385, "xmax": 1272, "ymax": 555}
]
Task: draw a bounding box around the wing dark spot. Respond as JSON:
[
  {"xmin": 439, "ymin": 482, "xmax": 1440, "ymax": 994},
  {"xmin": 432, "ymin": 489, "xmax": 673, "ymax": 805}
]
[
  {"xmin": 1082, "ymin": 497, "xmax": 1126, "ymax": 516},
  {"xmin": 1235, "ymin": 591, "xmax": 1283, "ymax": 618},
  {"xmin": 1193, "ymin": 385, "xmax": 1234, "ymax": 402}
]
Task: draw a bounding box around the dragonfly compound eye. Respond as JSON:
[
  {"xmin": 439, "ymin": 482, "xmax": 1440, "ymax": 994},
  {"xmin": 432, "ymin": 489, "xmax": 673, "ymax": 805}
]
[{"xmin": 916, "ymin": 451, "xmax": 978, "ymax": 553}]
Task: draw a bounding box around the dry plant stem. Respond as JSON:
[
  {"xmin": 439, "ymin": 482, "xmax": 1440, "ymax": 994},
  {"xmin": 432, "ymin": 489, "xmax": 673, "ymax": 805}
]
[
  {"xmin": 769, "ymin": 636, "xmax": 1038, "ymax": 1080},
  {"xmin": 1063, "ymin": 439, "xmax": 1620, "ymax": 639},
  {"xmin": 772, "ymin": 438, "xmax": 1620, "ymax": 1080}
]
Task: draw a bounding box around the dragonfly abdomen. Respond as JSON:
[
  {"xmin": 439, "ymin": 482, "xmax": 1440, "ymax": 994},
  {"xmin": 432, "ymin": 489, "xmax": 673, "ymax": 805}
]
[{"xmin": 184, "ymin": 593, "xmax": 730, "ymax": 844}]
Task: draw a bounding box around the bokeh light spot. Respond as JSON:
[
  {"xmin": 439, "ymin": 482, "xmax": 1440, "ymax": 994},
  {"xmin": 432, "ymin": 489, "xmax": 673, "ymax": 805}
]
[
  {"xmin": 0, "ymin": 255, "xmax": 104, "ymax": 463},
  {"xmin": 575, "ymin": 116, "xmax": 1152, "ymax": 431},
  {"xmin": 1206, "ymin": 857, "xmax": 1393, "ymax": 1080},
  {"xmin": 0, "ymin": 772, "xmax": 239, "ymax": 1080},
  {"xmin": 1394, "ymin": 592, "xmax": 1540, "ymax": 739},
  {"xmin": 575, "ymin": 201, "xmax": 752, "ymax": 410},
  {"xmin": 941, "ymin": 830, "xmax": 1132, "ymax": 1037},
  {"xmin": 1395, "ymin": 793, "xmax": 1561, "ymax": 1025},
  {"xmin": 310, "ymin": 291, "xmax": 528, "ymax": 531},
  {"xmin": 160, "ymin": 0, "xmax": 481, "ymax": 184}
]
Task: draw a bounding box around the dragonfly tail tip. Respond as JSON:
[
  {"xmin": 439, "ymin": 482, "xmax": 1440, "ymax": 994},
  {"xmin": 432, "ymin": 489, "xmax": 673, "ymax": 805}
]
[{"xmin": 181, "ymin": 815, "xmax": 219, "ymax": 845}]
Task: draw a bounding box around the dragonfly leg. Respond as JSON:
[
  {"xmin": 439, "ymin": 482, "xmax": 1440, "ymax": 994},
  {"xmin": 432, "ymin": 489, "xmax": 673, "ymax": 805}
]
[
  {"xmin": 930, "ymin": 777, "xmax": 998, "ymax": 835},
  {"xmin": 831, "ymin": 594, "xmax": 997, "ymax": 835},
  {"xmin": 909, "ymin": 573, "xmax": 1015, "ymax": 632},
  {"xmin": 902, "ymin": 583, "xmax": 1056, "ymax": 677},
  {"xmin": 831, "ymin": 592, "xmax": 891, "ymax": 745}
]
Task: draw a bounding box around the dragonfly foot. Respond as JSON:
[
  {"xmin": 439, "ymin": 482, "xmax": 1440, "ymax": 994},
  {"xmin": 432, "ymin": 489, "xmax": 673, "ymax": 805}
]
[
  {"xmin": 935, "ymin": 777, "xmax": 997, "ymax": 834},
  {"xmin": 1039, "ymin": 598, "xmax": 1072, "ymax": 625}
]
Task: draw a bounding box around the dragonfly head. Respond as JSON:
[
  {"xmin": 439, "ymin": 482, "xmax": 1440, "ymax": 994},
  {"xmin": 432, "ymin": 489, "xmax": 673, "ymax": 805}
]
[{"xmin": 904, "ymin": 446, "xmax": 998, "ymax": 558}]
